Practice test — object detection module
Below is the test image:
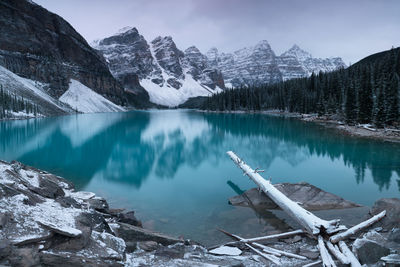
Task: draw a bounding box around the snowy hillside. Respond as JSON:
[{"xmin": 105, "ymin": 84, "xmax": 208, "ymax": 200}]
[
  {"xmin": 59, "ymin": 80, "xmax": 125, "ymax": 113},
  {"xmin": 0, "ymin": 65, "xmax": 72, "ymax": 117}
]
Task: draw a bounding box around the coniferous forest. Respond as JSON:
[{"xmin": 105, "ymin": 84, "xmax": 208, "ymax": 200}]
[
  {"xmin": 0, "ymin": 85, "xmax": 39, "ymax": 119},
  {"xmin": 203, "ymin": 48, "xmax": 400, "ymax": 128}
]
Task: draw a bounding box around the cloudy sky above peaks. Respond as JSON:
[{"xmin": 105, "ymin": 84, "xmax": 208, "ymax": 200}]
[{"xmin": 35, "ymin": 0, "xmax": 400, "ymax": 64}]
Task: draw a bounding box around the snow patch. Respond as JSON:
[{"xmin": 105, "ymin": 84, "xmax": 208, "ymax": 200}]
[
  {"xmin": 209, "ymin": 246, "xmax": 242, "ymax": 256},
  {"xmin": 59, "ymin": 79, "xmax": 125, "ymax": 113}
]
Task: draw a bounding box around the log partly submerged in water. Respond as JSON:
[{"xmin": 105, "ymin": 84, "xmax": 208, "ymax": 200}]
[{"xmin": 227, "ymin": 151, "xmax": 346, "ymax": 235}]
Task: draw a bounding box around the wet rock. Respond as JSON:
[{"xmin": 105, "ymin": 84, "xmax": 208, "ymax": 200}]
[
  {"xmin": 369, "ymin": 198, "xmax": 400, "ymax": 230},
  {"xmin": 297, "ymin": 248, "xmax": 320, "ymax": 260},
  {"xmin": 388, "ymin": 228, "xmax": 400, "ymax": 243},
  {"xmin": 39, "ymin": 251, "xmax": 123, "ymax": 267},
  {"xmin": 0, "ymin": 212, "xmax": 12, "ymax": 228},
  {"xmin": 138, "ymin": 241, "xmax": 159, "ymax": 251},
  {"xmin": 9, "ymin": 247, "xmax": 40, "ymax": 267},
  {"xmin": 124, "ymin": 241, "xmax": 137, "ymax": 253},
  {"xmin": 49, "ymin": 226, "xmax": 91, "ymax": 251},
  {"xmin": 91, "ymin": 231, "xmax": 126, "ymax": 260},
  {"xmin": 353, "ymin": 240, "xmax": 390, "ymax": 264},
  {"xmin": 87, "ymin": 197, "xmax": 109, "ymax": 212},
  {"xmin": 28, "ymin": 176, "xmax": 65, "ymax": 199},
  {"xmin": 0, "ymin": 239, "xmax": 12, "ymax": 259},
  {"xmin": 155, "ymin": 244, "xmax": 185, "ymax": 259},
  {"xmin": 113, "ymin": 222, "xmax": 182, "ymax": 246},
  {"xmin": 229, "ymin": 182, "xmax": 361, "ymax": 211},
  {"xmin": 56, "ymin": 196, "xmax": 81, "ymax": 209},
  {"xmin": 76, "ymin": 212, "xmax": 112, "ymax": 233},
  {"xmin": 111, "ymin": 210, "xmax": 142, "ymax": 227}
]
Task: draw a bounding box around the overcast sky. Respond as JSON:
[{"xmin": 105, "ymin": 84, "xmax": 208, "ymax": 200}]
[{"xmin": 34, "ymin": 0, "xmax": 400, "ymax": 64}]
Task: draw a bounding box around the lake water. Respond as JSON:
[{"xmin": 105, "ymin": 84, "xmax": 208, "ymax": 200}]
[{"xmin": 0, "ymin": 110, "xmax": 399, "ymax": 246}]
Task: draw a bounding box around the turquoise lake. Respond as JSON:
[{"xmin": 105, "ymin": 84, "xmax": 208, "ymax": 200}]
[{"xmin": 0, "ymin": 110, "xmax": 399, "ymax": 246}]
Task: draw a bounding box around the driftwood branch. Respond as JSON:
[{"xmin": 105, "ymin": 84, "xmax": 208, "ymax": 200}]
[
  {"xmin": 330, "ymin": 210, "xmax": 386, "ymax": 243},
  {"xmin": 317, "ymin": 235, "xmax": 336, "ymax": 267},
  {"xmin": 227, "ymin": 151, "xmax": 345, "ymax": 235},
  {"xmin": 326, "ymin": 241, "xmax": 349, "ymax": 264},
  {"xmin": 338, "ymin": 241, "xmax": 361, "ymax": 267},
  {"xmin": 245, "ymin": 243, "xmax": 281, "ymax": 265},
  {"xmin": 240, "ymin": 229, "xmax": 305, "ymax": 243}
]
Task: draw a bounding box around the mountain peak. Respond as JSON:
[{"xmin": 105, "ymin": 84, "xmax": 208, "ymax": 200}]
[
  {"xmin": 282, "ymin": 44, "xmax": 312, "ymax": 59},
  {"xmin": 254, "ymin": 40, "xmax": 272, "ymax": 50},
  {"xmin": 116, "ymin": 26, "xmax": 138, "ymax": 35}
]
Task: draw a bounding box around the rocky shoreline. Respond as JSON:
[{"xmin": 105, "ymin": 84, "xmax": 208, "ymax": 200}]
[{"xmin": 1, "ymin": 160, "xmax": 399, "ymax": 266}]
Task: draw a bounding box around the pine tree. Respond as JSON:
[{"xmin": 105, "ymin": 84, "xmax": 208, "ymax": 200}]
[
  {"xmin": 345, "ymin": 82, "xmax": 357, "ymax": 124},
  {"xmin": 358, "ymin": 68, "xmax": 373, "ymax": 123},
  {"xmin": 385, "ymin": 74, "xmax": 399, "ymax": 125}
]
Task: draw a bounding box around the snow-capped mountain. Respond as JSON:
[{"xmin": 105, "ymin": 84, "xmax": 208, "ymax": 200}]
[
  {"xmin": 94, "ymin": 28, "xmax": 224, "ymax": 107},
  {"xmin": 207, "ymin": 40, "xmax": 282, "ymax": 88},
  {"xmin": 94, "ymin": 27, "xmax": 346, "ymax": 107},
  {"xmin": 278, "ymin": 45, "xmax": 346, "ymax": 80},
  {"xmin": 208, "ymin": 43, "xmax": 347, "ymax": 86}
]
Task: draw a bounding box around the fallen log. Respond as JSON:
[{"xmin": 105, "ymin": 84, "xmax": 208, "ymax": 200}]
[
  {"xmin": 227, "ymin": 151, "xmax": 346, "ymax": 235},
  {"xmin": 330, "ymin": 210, "xmax": 386, "ymax": 243},
  {"xmin": 245, "ymin": 243, "xmax": 281, "ymax": 265},
  {"xmin": 326, "ymin": 241, "xmax": 349, "ymax": 264},
  {"xmin": 240, "ymin": 229, "xmax": 305, "ymax": 243},
  {"xmin": 338, "ymin": 241, "xmax": 361, "ymax": 267},
  {"xmin": 218, "ymin": 228, "xmax": 307, "ymax": 260},
  {"xmin": 317, "ymin": 235, "xmax": 336, "ymax": 267}
]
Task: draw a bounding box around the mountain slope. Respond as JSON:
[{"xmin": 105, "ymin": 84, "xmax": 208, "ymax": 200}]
[
  {"xmin": 0, "ymin": 0, "xmax": 139, "ymax": 108},
  {"xmin": 94, "ymin": 28, "xmax": 224, "ymax": 107}
]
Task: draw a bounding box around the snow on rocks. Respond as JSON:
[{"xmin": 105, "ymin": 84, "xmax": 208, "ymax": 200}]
[
  {"xmin": 209, "ymin": 246, "xmax": 242, "ymax": 256},
  {"xmin": 59, "ymin": 79, "xmax": 125, "ymax": 113}
]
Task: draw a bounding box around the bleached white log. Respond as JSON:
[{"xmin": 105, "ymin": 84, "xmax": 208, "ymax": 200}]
[
  {"xmin": 227, "ymin": 151, "xmax": 345, "ymax": 235},
  {"xmin": 303, "ymin": 260, "xmax": 322, "ymax": 267},
  {"xmin": 253, "ymin": 242, "xmax": 307, "ymax": 260},
  {"xmin": 241, "ymin": 229, "xmax": 304, "ymax": 243},
  {"xmin": 326, "ymin": 241, "xmax": 349, "ymax": 264},
  {"xmin": 330, "ymin": 210, "xmax": 386, "ymax": 243},
  {"xmin": 245, "ymin": 243, "xmax": 281, "ymax": 265},
  {"xmin": 318, "ymin": 235, "xmax": 336, "ymax": 267},
  {"xmin": 338, "ymin": 241, "xmax": 361, "ymax": 267}
]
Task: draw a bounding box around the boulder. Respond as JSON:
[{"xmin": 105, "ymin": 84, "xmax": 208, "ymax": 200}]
[
  {"xmin": 138, "ymin": 241, "xmax": 159, "ymax": 251},
  {"xmin": 0, "ymin": 239, "xmax": 12, "ymax": 259},
  {"xmin": 39, "ymin": 251, "xmax": 123, "ymax": 267},
  {"xmin": 388, "ymin": 228, "xmax": 400, "ymax": 243},
  {"xmin": 87, "ymin": 197, "xmax": 109, "ymax": 212},
  {"xmin": 369, "ymin": 198, "xmax": 400, "ymax": 230},
  {"xmin": 353, "ymin": 240, "xmax": 390, "ymax": 264},
  {"xmin": 26, "ymin": 176, "xmax": 65, "ymax": 199},
  {"xmin": 49, "ymin": 226, "xmax": 92, "ymax": 251},
  {"xmin": 229, "ymin": 182, "xmax": 361, "ymax": 211},
  {"xmin": 38, "ymin": 220, "xmax": 82, "ymax": 238},
  {"xmin": 91, "ymin": 231, "xmax": 126, "ymax": 260},
  {"xmin": 56, "ymin": 196, "xmax": 81, "ymax": 209},
  {"xmin": 155, "ymin": 243, "xmax": 185, "ymax": 259},
  {"xmin": 9, "ymin": 247, "xmax": 40, "ymax": 267},
  {"xmin": 113, "ymin": 222, "xmax": 182, "ymax": 246},
  {"xmin": 76, "ymin": 212, "xmax": 112, "ymax": 233},
  {"xmin": 109, "ymin": 210, "xmax": 142, "ymax": 227}
]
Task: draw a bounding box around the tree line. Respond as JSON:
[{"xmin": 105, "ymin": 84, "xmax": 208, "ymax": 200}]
[
  {"xmin": 0, "ymin": 85, "xmax": 39, "ymax": 119},
  {"xmin": 203, "ymin": 48, "xmax": 400, "ymax": 128}
]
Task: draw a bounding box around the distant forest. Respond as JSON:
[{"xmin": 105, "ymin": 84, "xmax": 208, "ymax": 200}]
[
  {"xmin": 0, "ymin": 85, "xmax": 39, "ymax": 119},
  {"xmin": 203, "ymin": 48, "xmax": 400, "ymax": 128}
]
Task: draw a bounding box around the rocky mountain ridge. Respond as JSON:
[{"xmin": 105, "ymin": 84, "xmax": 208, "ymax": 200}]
[
  {"xmin": 94, "ymin": 27, "xmax": 346, "ymax": 106},
  {"xmin": 94, "ymin": 27, "xmax": 224, "ymax": 107},
  {"xmin": 0, "ymin": 0, "xmax": 144, "ymax": 116}
]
